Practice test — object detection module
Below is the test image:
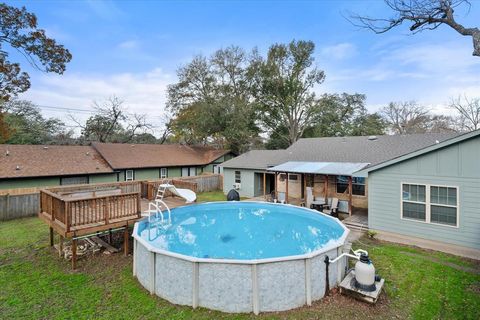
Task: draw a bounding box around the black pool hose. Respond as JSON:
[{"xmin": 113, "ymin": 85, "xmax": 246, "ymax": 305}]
[{"xmin": 324, "ymin": 255, "xmax": 330, "ymax": 296}]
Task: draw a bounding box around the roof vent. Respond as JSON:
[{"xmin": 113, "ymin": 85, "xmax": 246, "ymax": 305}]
[
  {"xmin": 16, "ymin": 165, "xmax": 20, "ymax": 170},
  {"xmin": 435, "ymin": 140, "xmax": 439, "ymax": 144},
  {"xmin": 368, "ymin": 136, "xmax": 378, "ymax": 141},
  {"xmin": 43, "ymin": 146, "xmax": 48, "ymax": 149},
  {"xmin": 86, "ymin": 152, "xmax": 90, "ymax": 156},
  {"xmin": 5, "ymin": 149, "xmax": 9, "ymax": 156}
]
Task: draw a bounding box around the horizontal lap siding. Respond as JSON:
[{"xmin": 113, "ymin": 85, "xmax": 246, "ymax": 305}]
[
  {"xmin": 223, "ymin": 168, "xmax": 258, "ymax": 198},
  {"xmin": 368, "ymin": 136, "xmax": 480, "ymax": 250}
]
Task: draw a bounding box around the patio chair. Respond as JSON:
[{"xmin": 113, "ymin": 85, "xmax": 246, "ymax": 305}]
[
  {"xmin": 277, "ymin": 192, "xmax": 286, "ymax": 204},
  {"xmin": 322, "ymin": 198, "xmax": 339, "ymax": 217},
  {"xmin": 306, "ymin": 187, "xmax": 325, "ymax": 209}
]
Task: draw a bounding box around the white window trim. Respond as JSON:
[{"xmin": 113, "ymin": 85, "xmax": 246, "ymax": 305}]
[
  {"xmin": 400, "ymin": 182, "xmax": 459, "ymax": 228},
  {"xmin": 160, "ymin": 167, "xmax": 167, "ymax": 179},
  {"xmin": 125, "ymin": 170, "xmax": 134, "ymax": 181}
]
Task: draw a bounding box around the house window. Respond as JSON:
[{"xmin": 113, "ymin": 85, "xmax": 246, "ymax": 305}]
[
  {"xmin": 430, "ymin": 186, "xmax": 458, "ymax": 226},
  {"xmin": 160, "ymin": 168, "xmax": 167, "ymax": 179},
  {"xmin": 279, "ymin": 173, "xmax": 286, "ymax": 182},
  {"xmin": 60, "ymin": 176, "xmax": 88, "ymax": 185},
  {"xmin": 288, "ymin": 174, "xmax": 298, "ymax": 181},
  {"xmin": 401, "ymin": 184, "xmax": 458, "ymax": 227},
  {"xmin": 125, "ymin": 170, "xmax": 134, "ymax": 181},
  {"xmin": 336, "ymin": 176, "xmax": 366, "ymax": 196},
  {"xmin": 402, "ymin": 184, "xmax": 426, "ymax": 221},
  {"xmin": 212, "ymin": 164, "xmax": 220, "ymax": 174},
  {"xmin": 182, "ymin": 167, "xmax": 196, "ymax": 177},
  {"xmin": 235, "ymin": 171, "xmax": 241, "ymax": 183}
]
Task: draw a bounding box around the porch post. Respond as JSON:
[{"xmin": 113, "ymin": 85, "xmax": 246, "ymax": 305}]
[
  {"xmin": 348, "ymin": 176, "xmax": 353, "ymax": 216},
  {"xmin": 285, "ymin": 172, "xmax": 289, "ymax": 203},
  {"xmin": 303, "ymin": 174, "xmax": 307, "ymax": 203},
  {"xmin": 325, "ymin": 175, "xmax": 329, "ymax": 203},
  {"xmin": 263, "ymin": 172, "xmax": 266, "ymax": 198},
  {"xmin": 274, "ymin": 172, "xmax": 278, "ymax": 198}
]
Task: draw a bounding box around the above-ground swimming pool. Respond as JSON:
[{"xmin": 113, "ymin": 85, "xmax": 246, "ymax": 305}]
[{"xmin": 133, "ymin": 202, "xmax": 349, "ymax": 314}]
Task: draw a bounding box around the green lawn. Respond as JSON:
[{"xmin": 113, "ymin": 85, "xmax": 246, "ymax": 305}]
[
  {"xmin": 196, "ymin": 190, "xmax": 248, "ymax": 202},
  {"xmin": 1, "ymin": 198, "xmax": 479, "ymax": 319}
]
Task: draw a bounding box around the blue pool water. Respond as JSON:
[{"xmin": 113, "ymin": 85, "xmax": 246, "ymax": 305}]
[{"xmin": 137, "ymin": 202, "xmax": 346, "ymax": 260}]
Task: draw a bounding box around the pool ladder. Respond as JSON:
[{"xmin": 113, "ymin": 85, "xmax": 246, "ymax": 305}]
[
  {"xmin": 143, "ymin": 200, "xmax": 172, "ymax": 241},
  {"xmin": 156, "ymin": 179, "xmax": 171, "ymax": 201}
]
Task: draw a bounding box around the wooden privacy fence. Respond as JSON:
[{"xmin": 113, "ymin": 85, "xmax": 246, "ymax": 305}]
[
  {"xmin": 0, "ymin": 193, "xmax": 39, "ymax": 221},
  {"xmin": 144, "ymin": 174, "xmax": 223, "ymax": 200}
]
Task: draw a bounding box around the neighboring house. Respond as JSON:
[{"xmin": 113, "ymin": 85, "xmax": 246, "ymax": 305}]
[
  {"xmin": 0, "ymin": 145, "xmax": 116, "ymax": 189},
  {"xmin": 222, "ymin": 133, "xmax": 458, "ymax": 210},
  {"xmin": 91, "ymin": 143, "xmax": 233, "ymax": 181},
  {"xmin": 0, "ymin": 143, "xmax": 234, "ymax": 190},
  {"xmin": 357, "ymin": 130, "xmax": 480, "ymax": 258}
]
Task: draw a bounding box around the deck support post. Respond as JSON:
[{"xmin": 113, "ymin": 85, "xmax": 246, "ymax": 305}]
[
  {"xmin": 124, "ymin": 225, "xmax": 129, "ymax": 256},
  {"xmin": 59, "ymin": 235, "xmax": 64, "ymax": 257},
  {"xmin": 72, "ymin": 238, "xmax": 78, "ymax": 270},
  {"xmin": 109, "ymin": 228, "xmax": 113, "ymax": 244},
  {"xmin": 348, "ymin": 176, "xmax": 353, "ymax": 216},
  {"xmin": 49, "ymin": 227, "xmax": 54, "ymax": 247}
]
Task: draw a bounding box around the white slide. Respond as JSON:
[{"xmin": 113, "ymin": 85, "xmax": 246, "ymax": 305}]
[{"xmin": 159, "ymin": 184, "xmax": 197, "ymax": 203}]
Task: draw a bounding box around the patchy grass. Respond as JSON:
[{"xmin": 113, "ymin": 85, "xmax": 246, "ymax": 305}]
[
  {"xmin": 0, "ymin": 215, "xmax": 478, "ymax": 319},
  {"xmin": 196, "ymin": 190, "xmax": 248, "ymax": 202}
]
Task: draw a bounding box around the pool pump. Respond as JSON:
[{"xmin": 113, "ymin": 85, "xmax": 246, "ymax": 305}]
[{"xmin": 354, "ymin": 253, "xmax": 376, "ymax": 292}]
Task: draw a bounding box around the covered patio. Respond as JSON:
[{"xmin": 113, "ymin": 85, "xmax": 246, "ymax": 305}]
[{"xmin": 265, "ymin": 161, "xmax": 369, "ymax": 217}]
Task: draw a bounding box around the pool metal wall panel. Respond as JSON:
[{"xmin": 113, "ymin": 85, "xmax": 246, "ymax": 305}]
[
  {"xmin": 135, "ymin": 242, "xmax": 154, "ymax": 293},
  {"xmin": 155, "ymin": 254, "xmax": 193, "ymax": 306},
  {"xmin": 258, "ymin": 260, "xmax": 306, "ymax": 312},
  {"xmin": 198, "ymin": 263, "xmax": 252, "ymax": 312}
]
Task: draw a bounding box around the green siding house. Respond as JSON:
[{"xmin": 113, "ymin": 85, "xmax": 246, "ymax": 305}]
[
  {"xmin": 0, "ymin": 143, "xmax": 233, "ymax": 190},
  {"xmin": 359, "ymin": 130, "xmax": 480, "ymax": 258}
]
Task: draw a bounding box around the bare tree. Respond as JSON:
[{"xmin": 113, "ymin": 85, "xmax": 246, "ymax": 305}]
[
  {"xmin": 71, "ymin": 96, "xmax": 153, "ymax": 143},
  {"xmin": 350, "ymin": 0, "xmax": 480, "ymax": 57},
  {"xmin": 381, "ymin": 101, "xmax": 431, "ymax": 134},
  {"xmin": 450, "ymin": 95, "xmax": 480, "ymax": 131}
]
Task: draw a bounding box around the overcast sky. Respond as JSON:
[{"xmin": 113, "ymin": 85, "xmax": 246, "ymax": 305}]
[{"xmin": 8, "ymin": 0, "xmax": 480, "ymax": 135}]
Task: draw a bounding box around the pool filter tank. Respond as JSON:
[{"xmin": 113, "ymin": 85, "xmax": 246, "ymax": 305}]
[{"xmin": 354, "ymin": 253, "xmax": 376, "ymax": 292}]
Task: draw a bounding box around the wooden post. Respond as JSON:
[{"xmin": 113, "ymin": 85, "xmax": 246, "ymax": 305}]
[
  {"xmin": 274, "ymin": 172, "xmax": 278, "ymax": 199},
  {"xmin": 263, "ymin": 172, "xmax": 266, "ymax": 198},
  {"xmin": 105, "ymin": 197, "xmax": 110, "ymax": 225},
  {"xmin": 49, "ymin": 227, "xmax": 54, "ymax": 247},
  {"xmin": 72, "ymin": 238, "xmax": 78, "ymax": 270},
  {"xmin": 59, "ymin": 235, "xmax": 64, "ymax": 257},
  {"xmin": 285, "ymin": 173, "xmax": 289, "ymax": 203},
  {"xmin": 65, "ymin": 202, "xmax": 70, "ymax": 233},
  {"xmin": 303, "ymin": 174, "xmax": 307, "ymax": 204},
  {"xmin": 136, "ymin": 193, "xmax": 141, "ymax": 217},
  {"xmin": 124, "ymin": 225, "xmax": 129, "ymax": 256},
  {"xmin": 348, "ymin": 176, "xmax": 353, "ymax": 216},
  {"xmin": 325, "ymin": 175, "xmax": 329, "ymax": 203}
]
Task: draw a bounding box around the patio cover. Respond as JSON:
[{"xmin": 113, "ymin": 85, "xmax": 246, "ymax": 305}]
[{"xmin": 267, "ymin": 161, "xmax": 370, "ymax": 176}]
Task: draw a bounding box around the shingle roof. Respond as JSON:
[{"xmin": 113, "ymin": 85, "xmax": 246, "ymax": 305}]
[
  {"xmin": 92, "ymin": 143, "xmax": 230, "ymax": 169},
  {"xmin": 0, "ymin": 145, "xmax": 113, "ymax": 179},
  {"xmin": 221, "ymin": 133, "xmax": 459, "ymax": 170},
  {"xmin": 220, "ymin": 150, "xmax": 289, "ymax": 170}
]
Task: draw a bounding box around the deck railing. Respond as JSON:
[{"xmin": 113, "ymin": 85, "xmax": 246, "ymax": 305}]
[{"xmin": 40, "ymin": 186, "xmax": 141, "ymax": 232}]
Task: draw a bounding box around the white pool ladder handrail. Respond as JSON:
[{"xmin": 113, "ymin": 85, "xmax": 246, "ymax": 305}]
[{"xmin": 143, "ymin": 200, "xmax": 172, "ymax": 241}]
